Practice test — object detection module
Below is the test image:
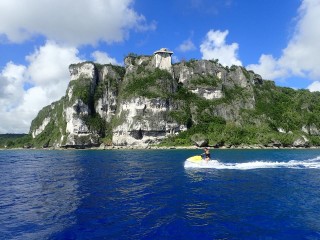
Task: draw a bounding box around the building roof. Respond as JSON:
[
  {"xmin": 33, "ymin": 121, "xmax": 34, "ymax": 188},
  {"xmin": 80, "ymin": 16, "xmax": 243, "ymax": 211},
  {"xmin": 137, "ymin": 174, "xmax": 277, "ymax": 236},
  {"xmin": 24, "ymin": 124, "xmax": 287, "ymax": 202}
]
[{"xmin": 154, "ymin": 48, "xmax": 173, "ymax": 55}]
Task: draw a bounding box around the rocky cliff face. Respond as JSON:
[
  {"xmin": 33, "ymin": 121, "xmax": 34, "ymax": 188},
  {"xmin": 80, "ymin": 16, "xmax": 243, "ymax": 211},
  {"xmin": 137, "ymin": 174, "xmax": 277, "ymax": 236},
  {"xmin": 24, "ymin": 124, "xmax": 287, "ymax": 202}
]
[
  {"xmin": 30, "ymin": 62, "xmax": 123, "ymax": 148},
  {"xmin": 172, "ymin": 61, "xmax": 260, "ymax": 123},
  {"xmin": 111, "ymin": 54, "xmax": 181, "ymax": 146},
  {"xmin": 29, "ymin": 53, "xmax": 280, "ymax": 148}
]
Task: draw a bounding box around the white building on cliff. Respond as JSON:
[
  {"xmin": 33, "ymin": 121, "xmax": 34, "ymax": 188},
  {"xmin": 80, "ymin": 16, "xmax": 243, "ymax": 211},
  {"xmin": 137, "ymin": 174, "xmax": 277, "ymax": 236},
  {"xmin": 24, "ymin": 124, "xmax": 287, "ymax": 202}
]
[{"xmin": 153, "ymin": 48, "xmax": 173, "ymax": 72}]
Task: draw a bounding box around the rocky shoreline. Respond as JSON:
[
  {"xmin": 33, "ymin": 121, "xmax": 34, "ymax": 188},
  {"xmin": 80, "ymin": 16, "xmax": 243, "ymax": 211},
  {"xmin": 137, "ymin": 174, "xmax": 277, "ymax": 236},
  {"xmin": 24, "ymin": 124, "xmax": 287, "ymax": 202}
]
[
  {"xmin": 97, "ymin": 145, "xmax": 320, "ymax": 150},
  {"xmin": 0, "ymin": 146, "xmax": 320, "ymax": 151},
  {"xmin": 3, "ymin": 143, "xmax": 320, "ymax": 151},
  {"xmin": 1, "ymin": 132, "xmax": 318, "ymax": 150}
]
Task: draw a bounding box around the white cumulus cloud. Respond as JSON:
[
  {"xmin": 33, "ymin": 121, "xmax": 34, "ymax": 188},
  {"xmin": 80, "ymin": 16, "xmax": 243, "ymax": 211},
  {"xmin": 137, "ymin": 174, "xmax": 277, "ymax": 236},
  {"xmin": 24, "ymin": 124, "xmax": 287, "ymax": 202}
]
[
  {"xmin": 91, "ymin": 51, "xmax": 120, "ymax": 65},
  {"xmin": 0, "ymin": 62, "xmax": 26, "ymax": 110},
  {"xmin": 308, "ymin": 81, "xmax": 320, "ymax": 92},
  {"xmin": 246, "ymin": 54, "xmax": 288, "ymax": 80},
  {"xmin": 0, "ymin": 0, "xmax": 155, "ymax": 46},
  {"xmin": 26, "ymin": 41, "xmax": 83, "ymax": 99},
  {"xmin": 247, "ymin": 0, "xmax": 320, "ymax": 86},
  {"xmin": 177, "ymin": 39, "xmax": 196, "ymax": 52},
  {"xmin": 0, "ymin": 41, "xmax": 83, "ymax": 133},
  {"xmin": 200, "ymin": 29, "xmax": 242, "ymax": 66}
]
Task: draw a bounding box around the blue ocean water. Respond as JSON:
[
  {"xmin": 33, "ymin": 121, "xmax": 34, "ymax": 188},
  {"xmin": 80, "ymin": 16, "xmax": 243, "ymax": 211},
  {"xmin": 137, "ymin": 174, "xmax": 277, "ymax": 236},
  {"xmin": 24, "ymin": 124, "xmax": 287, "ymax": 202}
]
[{"xmin": 1, "ymin": 149, "xmax": 320, "ymax": 240}]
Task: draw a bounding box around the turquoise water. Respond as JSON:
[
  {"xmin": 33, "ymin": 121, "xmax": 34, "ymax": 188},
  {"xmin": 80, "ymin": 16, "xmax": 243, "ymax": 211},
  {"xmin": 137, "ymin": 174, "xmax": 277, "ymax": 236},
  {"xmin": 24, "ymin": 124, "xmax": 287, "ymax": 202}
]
[{"xmin": 1, "ymin": 149, "xmax": 320, "ymax": 239}]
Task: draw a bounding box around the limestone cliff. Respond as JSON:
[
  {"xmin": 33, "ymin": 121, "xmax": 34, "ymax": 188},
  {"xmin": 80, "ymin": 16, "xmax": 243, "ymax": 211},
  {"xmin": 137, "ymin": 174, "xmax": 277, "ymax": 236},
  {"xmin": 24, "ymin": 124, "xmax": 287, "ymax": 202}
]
[
  {"xmin": 30, "ymin": 62, "xmax": 124, "ymax": 148},
  {"xmin": 29, "ymin": 50, "xmax": 320, "ymax": 148}
]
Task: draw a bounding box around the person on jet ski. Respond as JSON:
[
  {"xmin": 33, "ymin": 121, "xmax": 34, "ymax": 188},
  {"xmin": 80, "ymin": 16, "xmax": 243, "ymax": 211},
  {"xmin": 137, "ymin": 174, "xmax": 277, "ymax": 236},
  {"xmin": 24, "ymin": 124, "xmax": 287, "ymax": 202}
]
[{"xmin": 202, "ymin": 147, "xmax": 211, "ymax": 162}]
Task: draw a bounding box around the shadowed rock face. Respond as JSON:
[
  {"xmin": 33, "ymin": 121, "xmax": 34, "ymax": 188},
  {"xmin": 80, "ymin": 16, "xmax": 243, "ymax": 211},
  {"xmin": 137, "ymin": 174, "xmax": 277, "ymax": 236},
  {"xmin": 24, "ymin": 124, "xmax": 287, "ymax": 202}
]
[{"xmin": 30, "ymin": 54, "xmax": 265, "ymax": 148}]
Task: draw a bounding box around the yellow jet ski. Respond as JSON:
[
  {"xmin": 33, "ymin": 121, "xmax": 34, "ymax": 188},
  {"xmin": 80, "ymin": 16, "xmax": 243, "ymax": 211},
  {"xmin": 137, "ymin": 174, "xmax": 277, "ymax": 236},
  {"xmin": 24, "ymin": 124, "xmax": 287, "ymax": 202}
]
[{"xmin": 186, "ymin": 155, "xmax": 203, "ymax": 163}]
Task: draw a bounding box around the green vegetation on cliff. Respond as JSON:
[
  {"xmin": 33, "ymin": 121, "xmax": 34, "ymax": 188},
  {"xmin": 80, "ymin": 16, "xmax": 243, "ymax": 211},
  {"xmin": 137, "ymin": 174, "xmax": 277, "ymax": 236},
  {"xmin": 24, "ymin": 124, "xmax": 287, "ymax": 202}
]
[
  {"xmin": 69, "ymin": 77, "xmax": 92, "ymax": 104},
  {"xmin": 120, "ymin": 68, "xmax": 174, "ymax": 99},
  {"xmin": 6, "ymin": 57, "xmax": 320, "ymax": 149},
  {"xmin": 160, "ymin": 80, "xmax": 320, "ymax": 147},
  {"xmin": 26, "ymin": 99, "xmax": 67, "ymax": 148}
]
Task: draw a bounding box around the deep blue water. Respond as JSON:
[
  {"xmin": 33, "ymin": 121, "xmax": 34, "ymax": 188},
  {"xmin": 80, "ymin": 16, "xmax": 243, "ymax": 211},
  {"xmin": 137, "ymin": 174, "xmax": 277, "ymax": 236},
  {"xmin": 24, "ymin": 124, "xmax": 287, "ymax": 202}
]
[{"xmin": 1, "ymin": 149, "xmax": 320, "ymax": 239}]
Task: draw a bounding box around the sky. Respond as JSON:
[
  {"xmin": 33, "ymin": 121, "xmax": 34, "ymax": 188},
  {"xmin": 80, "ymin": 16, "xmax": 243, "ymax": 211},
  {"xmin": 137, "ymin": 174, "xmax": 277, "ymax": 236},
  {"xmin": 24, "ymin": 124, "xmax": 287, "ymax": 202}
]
[{"xmin": 1, "ymin": 0, "xmax": 320, "ymax": 133}]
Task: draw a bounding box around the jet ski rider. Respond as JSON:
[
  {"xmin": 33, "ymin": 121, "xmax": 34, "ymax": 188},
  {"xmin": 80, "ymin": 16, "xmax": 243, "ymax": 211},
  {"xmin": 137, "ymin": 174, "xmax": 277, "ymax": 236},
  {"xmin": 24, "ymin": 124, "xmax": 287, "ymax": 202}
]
[{"xmin": 202, "ymin": 147, "xmax": 211, "ymax": 162}]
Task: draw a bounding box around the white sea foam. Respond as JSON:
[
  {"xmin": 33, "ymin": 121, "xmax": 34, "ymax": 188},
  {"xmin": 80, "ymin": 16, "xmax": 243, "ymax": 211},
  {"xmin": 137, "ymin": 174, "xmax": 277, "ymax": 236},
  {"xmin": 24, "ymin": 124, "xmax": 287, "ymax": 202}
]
[{"xmin": 184, "ymin": 156, "xmax": 320, "ymax": 170}]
